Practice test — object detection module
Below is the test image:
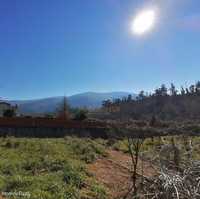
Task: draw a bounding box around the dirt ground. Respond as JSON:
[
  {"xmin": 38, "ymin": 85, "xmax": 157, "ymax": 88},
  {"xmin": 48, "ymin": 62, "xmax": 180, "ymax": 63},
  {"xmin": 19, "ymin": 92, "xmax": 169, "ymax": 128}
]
[{"xmin": 87, "ymin": 150, "xmax": 158, "ymax": 199}]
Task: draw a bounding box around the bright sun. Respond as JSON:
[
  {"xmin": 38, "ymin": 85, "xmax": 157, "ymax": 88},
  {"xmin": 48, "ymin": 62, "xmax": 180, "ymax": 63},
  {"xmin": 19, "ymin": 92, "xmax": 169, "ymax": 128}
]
[{"xmin": 132, "ymin": 9, "xmax": 156, "ymax": 35}]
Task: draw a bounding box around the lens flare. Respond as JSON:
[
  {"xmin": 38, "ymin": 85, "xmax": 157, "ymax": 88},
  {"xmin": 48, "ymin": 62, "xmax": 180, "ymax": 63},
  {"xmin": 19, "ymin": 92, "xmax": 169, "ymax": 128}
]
[{"xmin": 132, "ymin": 9, "xmax": 156, "ymax": 35}]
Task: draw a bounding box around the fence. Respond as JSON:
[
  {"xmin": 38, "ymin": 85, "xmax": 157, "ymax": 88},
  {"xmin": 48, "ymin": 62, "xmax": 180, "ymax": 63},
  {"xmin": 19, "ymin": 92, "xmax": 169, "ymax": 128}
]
[
  {"xmin": 0, "ymin": 117, "xmax": 107, "ymax": 128},
  {"xmin": 0, "ymin": 117, "xmax": 109, "ymax": 138}
]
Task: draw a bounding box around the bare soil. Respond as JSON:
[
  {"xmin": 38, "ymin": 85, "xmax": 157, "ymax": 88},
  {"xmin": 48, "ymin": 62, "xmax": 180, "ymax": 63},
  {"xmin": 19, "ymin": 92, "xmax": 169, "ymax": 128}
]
[{"xmin": 88, "ymin": 150, "xmax": 158, "ymax": 199}]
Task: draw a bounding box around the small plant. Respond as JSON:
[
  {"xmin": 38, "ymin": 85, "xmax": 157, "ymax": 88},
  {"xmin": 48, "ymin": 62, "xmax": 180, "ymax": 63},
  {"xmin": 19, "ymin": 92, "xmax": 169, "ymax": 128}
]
[
  {"xmin": 90, "ymin": 183, "xmax": 107, "ymax": 199},
  {"xmin": 63, "ymin": 163, "xmax": 84, "ymax": 188}
]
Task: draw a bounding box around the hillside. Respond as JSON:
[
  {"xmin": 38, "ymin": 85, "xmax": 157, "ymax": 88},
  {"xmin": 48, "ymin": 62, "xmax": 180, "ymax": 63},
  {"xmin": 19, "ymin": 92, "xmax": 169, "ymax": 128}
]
[{"xmin": 9, "ymin": 92, "xmax": 134, "ymax": 114}]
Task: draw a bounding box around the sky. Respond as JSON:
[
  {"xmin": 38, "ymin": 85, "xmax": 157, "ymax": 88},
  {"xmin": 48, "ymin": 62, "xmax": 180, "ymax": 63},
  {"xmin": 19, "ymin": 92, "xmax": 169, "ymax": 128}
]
[{"xmin": 1, "ymin": 0, "xmax": 200, "ymax": 100}]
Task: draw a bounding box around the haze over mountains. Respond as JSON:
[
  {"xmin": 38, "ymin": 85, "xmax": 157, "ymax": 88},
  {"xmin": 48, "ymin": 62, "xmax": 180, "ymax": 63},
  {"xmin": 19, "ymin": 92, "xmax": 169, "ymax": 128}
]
[{"xmin": 9, "ymin": 92, "xmax": 135, "ymax": 114}]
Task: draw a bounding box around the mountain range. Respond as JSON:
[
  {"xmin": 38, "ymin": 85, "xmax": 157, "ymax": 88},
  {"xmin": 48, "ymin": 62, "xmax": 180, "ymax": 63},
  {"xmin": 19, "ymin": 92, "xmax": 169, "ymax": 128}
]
[{"xmin": 8, "ymin": 92, "xmax": 135, "ymax": 114}]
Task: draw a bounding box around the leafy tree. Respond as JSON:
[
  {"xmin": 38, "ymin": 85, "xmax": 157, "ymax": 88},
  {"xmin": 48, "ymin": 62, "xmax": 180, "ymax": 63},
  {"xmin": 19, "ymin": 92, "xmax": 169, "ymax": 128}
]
[
  {"xmin": 3, "ymin": 109, "xmax": 16, "ymax": 117},
  {"xmin": 73, "ymin": 109, "xmax": 88, "ymax": 121}
]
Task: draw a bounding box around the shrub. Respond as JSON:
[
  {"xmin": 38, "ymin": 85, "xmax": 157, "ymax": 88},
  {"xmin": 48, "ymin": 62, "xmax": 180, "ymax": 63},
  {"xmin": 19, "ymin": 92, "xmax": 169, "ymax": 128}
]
[
  {"xmin": 3, "ymin": 109, "xmax": 16, "ymax": 117},
  {"xmin": 73, "ymin": 109, "xmax": 88, "ymax": 121}
]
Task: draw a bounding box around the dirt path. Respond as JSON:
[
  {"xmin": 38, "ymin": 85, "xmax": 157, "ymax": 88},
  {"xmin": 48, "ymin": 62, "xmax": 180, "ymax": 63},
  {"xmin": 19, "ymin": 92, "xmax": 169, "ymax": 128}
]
[{"xmin": 87, "ymin": 150, "xmax": 158, "ymax": 199}]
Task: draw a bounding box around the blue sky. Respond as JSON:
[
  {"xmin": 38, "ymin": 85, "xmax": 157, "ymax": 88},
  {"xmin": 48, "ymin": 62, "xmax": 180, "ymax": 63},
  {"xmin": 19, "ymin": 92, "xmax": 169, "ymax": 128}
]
[{"xmin": 1, "ymin": 0, "xmax": 200, "ymax": 100}]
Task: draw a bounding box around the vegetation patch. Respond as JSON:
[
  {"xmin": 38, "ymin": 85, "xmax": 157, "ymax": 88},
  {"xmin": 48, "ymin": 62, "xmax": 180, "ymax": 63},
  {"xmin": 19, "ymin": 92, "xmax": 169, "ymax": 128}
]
[{"xmin": 0, "ymin": 137, "xmax": 107, "ymax": 199}]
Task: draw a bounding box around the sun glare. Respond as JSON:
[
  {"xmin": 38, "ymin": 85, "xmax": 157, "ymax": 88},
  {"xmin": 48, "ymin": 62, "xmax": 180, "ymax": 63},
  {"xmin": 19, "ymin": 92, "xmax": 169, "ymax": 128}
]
[{"xmin": 132, "ymin": 9, "xmax": 156, "ymax": 35}]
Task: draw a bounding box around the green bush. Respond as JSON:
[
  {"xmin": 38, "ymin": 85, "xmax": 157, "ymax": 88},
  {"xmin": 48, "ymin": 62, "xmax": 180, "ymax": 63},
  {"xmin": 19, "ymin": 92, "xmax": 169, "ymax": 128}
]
[{"xmin": 73, "ymin": 109, "xmax": 88, "ymax": 121}]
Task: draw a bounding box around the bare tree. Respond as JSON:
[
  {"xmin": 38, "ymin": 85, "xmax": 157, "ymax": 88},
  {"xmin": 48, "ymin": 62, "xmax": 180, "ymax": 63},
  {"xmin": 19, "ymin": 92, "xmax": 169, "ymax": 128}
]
[{"xmin": 127, "ymin": 136, "xmax": 144, "ymax": 198}]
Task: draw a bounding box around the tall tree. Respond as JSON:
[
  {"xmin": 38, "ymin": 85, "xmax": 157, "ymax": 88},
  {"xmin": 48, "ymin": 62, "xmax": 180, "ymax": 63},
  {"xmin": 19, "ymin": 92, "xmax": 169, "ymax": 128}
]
[
  {"xmin": 57, "ymin": 96, "xmax": 70, "ymax": 120},
  {"xmin": 102, "ymin": 99, "xmax": 112, "ymax": 112},
  {"xmin": 127, "ymin": 94, "xmax": 132, "ymax": 102},
  {"xmin": 189, "ymin": 85, "xmax": 195, "ymax": 94},
  {"xmin": 160, "ymin": 84, "xmax": 168, "ymax": 96},
  {"xmin": 180, "ymin": 86, "xmax": 186, "ymax": 95},
  {"xmin": 195, "ymin": 81, "xmax": 200, "ymax": 94},
  {"xmin": 169, "ymin": 83, "xmax": 178, "ymax": 96},
  {"xmin": 113, "ymin": 98, "xmax": 121, "ymax": 106},
  {"xmin": 138, "ymin": 90, "xmax": 145, "ymax": 100}
]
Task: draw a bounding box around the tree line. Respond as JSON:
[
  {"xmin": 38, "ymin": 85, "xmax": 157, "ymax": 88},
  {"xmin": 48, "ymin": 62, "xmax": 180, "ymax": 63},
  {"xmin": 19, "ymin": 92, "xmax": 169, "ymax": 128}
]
[{"xmin": 102, "ymin": 81, "xmax": 200, "ymax": 120}]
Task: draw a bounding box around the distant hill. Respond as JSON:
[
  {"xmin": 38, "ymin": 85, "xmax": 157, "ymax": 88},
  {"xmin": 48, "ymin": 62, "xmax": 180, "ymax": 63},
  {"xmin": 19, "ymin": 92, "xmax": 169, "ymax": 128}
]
[{"xmin": 9, "ymin": 92, "xmax": 135, "ymax": 114}]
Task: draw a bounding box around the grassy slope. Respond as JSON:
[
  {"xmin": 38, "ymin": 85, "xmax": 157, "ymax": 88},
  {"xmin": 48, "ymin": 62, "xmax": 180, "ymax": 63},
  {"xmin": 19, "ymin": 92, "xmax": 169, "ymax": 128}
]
[{"xmin": 0, "ymin": 137, "xmax": 108, "ymax": 199}]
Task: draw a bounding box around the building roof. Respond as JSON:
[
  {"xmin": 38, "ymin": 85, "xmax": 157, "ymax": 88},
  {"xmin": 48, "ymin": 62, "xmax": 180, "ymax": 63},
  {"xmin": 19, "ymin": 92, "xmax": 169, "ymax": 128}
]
[{"xmin": 0, "ymin": 101, "xmax": 11, "ymax": 106}]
